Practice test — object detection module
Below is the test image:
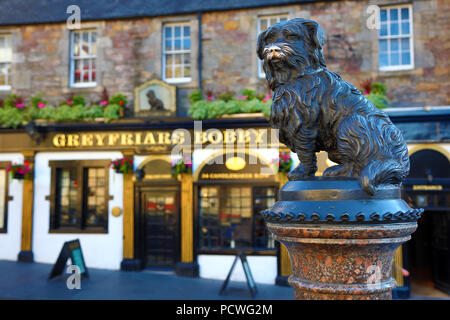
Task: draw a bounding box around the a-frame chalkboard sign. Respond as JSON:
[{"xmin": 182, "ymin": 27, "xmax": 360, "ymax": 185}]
[
  {"xmin": 219, "ymin": 252, "xmax": 257, "ymax": 297},
  {"xmin": 48, "ymin": 239, "xmax": 89, "ymax": 280}
]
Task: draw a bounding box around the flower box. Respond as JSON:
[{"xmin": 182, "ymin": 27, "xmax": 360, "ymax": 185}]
[
  {"xmin": 110, "ymin": 158, "xmax": 133, "ymax": 174},
  {"xmin": 7, "ymin": 161, "xmax": 31, "ymax": 180}
]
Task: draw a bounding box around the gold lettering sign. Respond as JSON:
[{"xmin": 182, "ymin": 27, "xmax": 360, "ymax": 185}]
[
  {"xmin": 412, "ymin": 185, "xmax": 443, "ymax": 191},
  {"xmin": 50, "ymin": 129, "xmax": 278, "ymax": 149},
  {"xmin": 52, "ymin": 131, "xmax": 187, "ymax": 148},
  {"xmin": 200, "ymin": 173, "xmax": 272, "ymax": 180}
]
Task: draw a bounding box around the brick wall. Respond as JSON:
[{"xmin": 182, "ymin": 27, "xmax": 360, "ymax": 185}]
[{"xmin": 0, "ymin": 0, "xmax": 448, "ymax": 115}]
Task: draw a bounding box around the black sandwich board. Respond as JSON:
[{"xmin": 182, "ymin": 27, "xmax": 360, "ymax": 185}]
[
  {"xmin": 219, "ymin": 252, "xmax": 257, "ymax": 297},
  {"xmin": 48, "ymin": 239, "xmax": 89, "ymax": 280}
]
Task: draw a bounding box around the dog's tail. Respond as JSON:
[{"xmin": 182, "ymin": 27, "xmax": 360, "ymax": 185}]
[{"xmin": 360, "ymin": 159, "xmax": 408, "ymax": 195}]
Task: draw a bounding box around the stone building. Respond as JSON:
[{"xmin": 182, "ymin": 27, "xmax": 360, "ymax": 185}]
[
  {"xmin": 0, "ymin": 0, "xmax": 449, "ymax": 298},
  {"xmin": 0, "ymin": 0, "xmax": 448, "ymax": 112}
]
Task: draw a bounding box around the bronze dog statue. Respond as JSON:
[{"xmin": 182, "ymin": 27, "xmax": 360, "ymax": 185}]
[{"xmin": 257, "ymin": 18, "xmax": 409, "ymax": 195}]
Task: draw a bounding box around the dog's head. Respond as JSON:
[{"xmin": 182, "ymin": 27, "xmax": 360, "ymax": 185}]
[{"xmin": 257, "ymin": 18, "xmax": 326, "ymax": 89}]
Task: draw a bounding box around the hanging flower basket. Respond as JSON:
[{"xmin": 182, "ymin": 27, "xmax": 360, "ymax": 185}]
[
  {"xmin": 171, "ymin": 156, "xmax": 192, "ymax": 179},
  {"xmin": 7, "ymin": 161, "xmax": 31, "ymax": 180},
  {"xmin": 110, "ymin": 158, "xmax": 133, "ymax": 174},
  {"xmin": 278, "ymin": 152, "xmax": 293, "ymax": 174}
]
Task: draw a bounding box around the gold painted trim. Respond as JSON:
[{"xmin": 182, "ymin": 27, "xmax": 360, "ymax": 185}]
[
  {"xmin": 193, "ymin": 149, "xmax": 276, "ymax": 182},
  {"xmin": 137, "ymin": 154, "xmax": 172, "ymax": 170},
  {"xmin": 408, "ymin": 144, "xmax": 450, "ymax": 161},
  {"xmin": 134, "ymin": 78, "xmax": 176, "ymax": 115}
]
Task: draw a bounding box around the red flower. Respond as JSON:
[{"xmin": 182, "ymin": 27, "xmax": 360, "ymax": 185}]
[{"xmin": 119, "ymin": 101, "xmax": 124, "ymax": 105}]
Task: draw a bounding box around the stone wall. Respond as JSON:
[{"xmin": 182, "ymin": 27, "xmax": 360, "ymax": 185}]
[{"xmin": 0, "ymin": 0, "xmax": 448, "ymax": 115}]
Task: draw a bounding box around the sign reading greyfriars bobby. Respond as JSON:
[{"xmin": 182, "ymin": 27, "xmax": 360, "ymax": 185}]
[{"xmin": 257, "ymin": 18, "xmax": 422, "ymax": 300}]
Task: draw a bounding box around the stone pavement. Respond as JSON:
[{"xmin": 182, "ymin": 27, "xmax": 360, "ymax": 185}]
[{"xmin": 0, "ymin": 260, "xmax": 293, "ymax": 300}]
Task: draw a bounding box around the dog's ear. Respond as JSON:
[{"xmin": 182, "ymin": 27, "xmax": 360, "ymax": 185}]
[
  {"xmin": 301, "ymin": 19, "xmax": 325, "ymax": 50},
  {"xmin": 256, "ymin": 29, "xmax": 268, "ymax": 60}
]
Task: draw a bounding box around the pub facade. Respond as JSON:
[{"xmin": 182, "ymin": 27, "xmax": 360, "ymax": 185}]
[{"xmin": 0, "ymin": 0, "xmax": 449, "ymax": 296}]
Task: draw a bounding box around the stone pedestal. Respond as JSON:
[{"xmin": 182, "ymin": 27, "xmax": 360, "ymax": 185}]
[{"xmin": 262, "ymin": 178, "xmax": 422, "ymax": 300}]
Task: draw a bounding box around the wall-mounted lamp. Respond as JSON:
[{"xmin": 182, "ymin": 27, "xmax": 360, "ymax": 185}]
[
  {"xmin": 25, "ymin": 121, "xmax": 40, "ymax": 144},
  {"xmin": 135, "ymin": 169, "xmax": 145, "ymax": 182}
]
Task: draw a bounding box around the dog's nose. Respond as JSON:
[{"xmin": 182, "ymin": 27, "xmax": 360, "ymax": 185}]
[{"xmin": 268, "ymin": 45, "xmax": 281, "ymax": 53}]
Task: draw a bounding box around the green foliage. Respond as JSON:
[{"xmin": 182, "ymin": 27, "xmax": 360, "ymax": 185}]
[
  {"xmin": 4, "ymin": 94, "xmax": 22, "ymax": 108},
  {"xmin": 30, "ymin": 93, "xmax": 47, "ymax": 108},
  {"xmin": 109, "ymin": 93, "xmax": 127, "ymax": 107},
  {"xmin": 217, "ymin": 91, "xmax": 235, "ymax": 102},
  {"xmin": 0, "ymin": 106, "xmax": 24, "ymax": 128},
  {"xmin": 85, "ymin": 104, "xmax": 105, "ymax": 119},
  {"xmin": 171, "ymin": 158, "xmax": 192, "ymax": 179},
  {"xmin": 104, "ymin": 104, "xmax": 120, "ymax": 122},
  {"xmin": 370, "ymin": 82, "xmax": 387, "ymax": 95},
  {"xmin": 366, "ymin": 93, "xmax": 390, "ymax": 109},
  {"xmin": 37, "ymin": 105, "xmax": 56, "ymax": 119},
  {"xmin": 240, "ymin": 88, "xmax": 256, "ymax": 100},
  {"xmin": 0, "ymin": 92, "xmax": 126, "ymax": 128},
  {"xmin": 71, "ymin": 94, "xmax": 86, "ymax": 106},
  {"xmin": 189, "ymin": 90, "xmax": 203, "ymax": 104},
  {"xmin": 188, "ymin": 100, "xmax": 210, "ymax": 119},
  {"xmin": 188, "ymin": 98, "xmax": 272, "ymax": 119}
]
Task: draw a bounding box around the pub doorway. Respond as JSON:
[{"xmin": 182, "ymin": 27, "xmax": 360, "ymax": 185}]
[
  {"xmin": 403, "ymin": 148, "xmax": 450, "ymax": 297},
  {"xmin": 138, "ymin": 187, "xmax": 180, "ymax": 268},
  {"xmin": 134, "ymin": 156, "xmax": 181, "ymax": 270}
]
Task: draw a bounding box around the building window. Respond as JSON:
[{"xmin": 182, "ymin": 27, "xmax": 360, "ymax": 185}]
[
  {"xmin": 163, "ymin": 23, "xmax": 191, "ymax": 83},
  {"xmin": 70, "ymin": 30, "xmax": 97, "ymax": 87},
  {"xmin": 49, "ymin": 160, "xmax": 109, "ymax": 233},
  {"xmin": 258, "ymin": 15, "xmax": 288, "ymax": 78},
  {"xmin": 0, "ymin": 35, "xmax": 12, "ymax": 90},
  {"xmin": 0, "ymin": 162, "xmax": 10, "ymax": 233},
  {"xmin": 378, "ymin": 5, "xmax": 414, "ymax": 71},
  {"xmin": 198, "ymin": 186, "xmax": 276, "ymax": 251}
]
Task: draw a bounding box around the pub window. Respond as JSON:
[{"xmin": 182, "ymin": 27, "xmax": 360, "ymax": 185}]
[
  {"xmin": 162, "ymin": 23, "xmax": 191, "ymax": 83},
  {"xmin": 49, "ymin": 160, "xmax": 109, "ymax": 233},
  {"xmin": 198, "ymin": 186, "xmax": 276, "ymax": 250},
  {"xmin": 0, "ymin": 34, "xmax": 12, "ymax": 90},
  {"xmin": 257, "ymin": 15, "xmax": 288, "ymax": 78},
  {"xmin": 70, "ymin": 29, "xmax": 97, "ymax": 87},
  {"xmin": 0, "ymin": 162, "xmax": 10, "ymax": 233},
  {"xmin": 378, "ymin": 5, "xmax": 414, "ymax": 71}
]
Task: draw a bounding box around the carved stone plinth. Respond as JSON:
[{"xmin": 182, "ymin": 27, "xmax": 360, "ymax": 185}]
[{"xmin": 262, "ymin": 178, "xmax": 422, "ymax": 300}]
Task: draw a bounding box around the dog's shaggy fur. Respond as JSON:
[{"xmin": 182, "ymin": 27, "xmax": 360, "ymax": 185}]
[{"xmin": 257, "ymin": 18, "xmax": 409, "ymax": 195}]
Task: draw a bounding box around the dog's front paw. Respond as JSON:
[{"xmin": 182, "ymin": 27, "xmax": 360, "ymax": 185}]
[{"xmin": 287, "ymin": 163, "xmax": 315, "ymax": 180}]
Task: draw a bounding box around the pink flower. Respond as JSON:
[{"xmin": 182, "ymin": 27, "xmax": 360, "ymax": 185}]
[
  {"xmin": 38, "ymin": 103, "xmax": 46, "ymax": 108},
  {"xmin": 16, "ymin": 103, "xmax": 25, "ymax": 108},
  {"xmin": 265, "ymin": 94, "xmax": 272, "ymax": 100},
  {"xmin": 207, "ymin": 96, "xmax": 213, "ymax": 101},
  {"xmin": 237, "ymin": 96, "xmax": 247, "ymax": 100},
  {"xmin": 67, "ymin": 100, "xmax": 73, "ymax": 105},
  {"xmin": 100, "ymin": 100, "xmax": 108, "ymax": 106}
]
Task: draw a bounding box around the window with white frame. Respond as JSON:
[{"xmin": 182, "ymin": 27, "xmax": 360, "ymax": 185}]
[
  {"xmin": 258, "ymin": 15, "xmax": 288, "ymax": 78},
  {"xmin": 70, "ymin": 30, "xmax": 97, "ymax": 87},
  {"xmin": 163, "ymin": 23, "xmax": 191, "ymax": 83},
  {"xmin": 378, "ymin": 5, "xmax": 414, "ymax": 71},
  {"xmin": 0, "ymin": 35, "xmax": 12, "ymax": 90}
]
